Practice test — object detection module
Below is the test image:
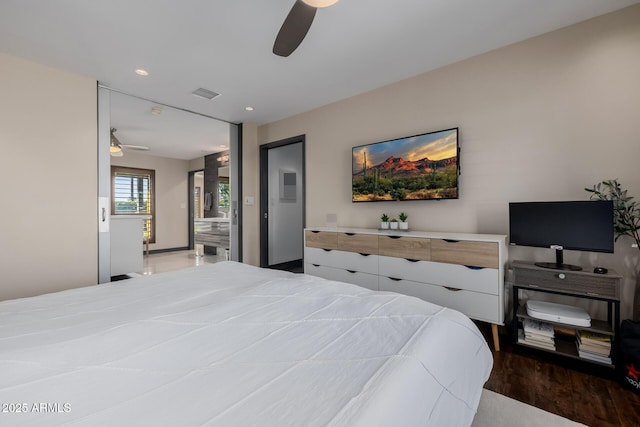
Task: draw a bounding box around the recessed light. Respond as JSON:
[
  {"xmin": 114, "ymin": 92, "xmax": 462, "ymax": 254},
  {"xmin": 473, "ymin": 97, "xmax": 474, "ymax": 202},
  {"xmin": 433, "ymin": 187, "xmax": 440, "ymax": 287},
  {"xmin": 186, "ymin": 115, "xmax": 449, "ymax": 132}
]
[
  {"xmin": 245, "ymin": 106, "xmax": 254, "ymax": 111},
  {"xmin": 135, "ymin": 69, "xmax": 149, "ymax": 76}
]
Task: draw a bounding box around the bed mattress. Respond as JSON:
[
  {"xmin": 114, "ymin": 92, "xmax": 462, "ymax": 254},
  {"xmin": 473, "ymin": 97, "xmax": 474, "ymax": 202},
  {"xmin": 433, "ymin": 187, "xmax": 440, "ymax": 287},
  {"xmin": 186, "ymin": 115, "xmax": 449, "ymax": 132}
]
[{"xmin": 0, "ymin": 261, "xmax": 492, "ymax": 426}]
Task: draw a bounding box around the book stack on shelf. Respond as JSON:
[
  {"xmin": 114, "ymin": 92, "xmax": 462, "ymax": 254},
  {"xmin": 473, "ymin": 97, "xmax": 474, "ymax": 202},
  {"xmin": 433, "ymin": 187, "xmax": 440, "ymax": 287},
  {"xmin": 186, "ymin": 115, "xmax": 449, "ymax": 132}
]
[
  {"xmin": 518, "ymin": 318, "xmax": 555, "ymax": 350},
  {"xmin": 576, "ymin": 331, "xmax": 612, "ymax": 365}
]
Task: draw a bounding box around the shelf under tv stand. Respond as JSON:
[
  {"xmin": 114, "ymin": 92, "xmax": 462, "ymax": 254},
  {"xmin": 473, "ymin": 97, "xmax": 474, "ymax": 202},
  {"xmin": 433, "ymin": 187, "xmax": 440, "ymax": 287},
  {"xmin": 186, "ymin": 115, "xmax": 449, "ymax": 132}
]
[{"xmin": 512, "ymin": 260, "xmax": 621, "ymax": 368}]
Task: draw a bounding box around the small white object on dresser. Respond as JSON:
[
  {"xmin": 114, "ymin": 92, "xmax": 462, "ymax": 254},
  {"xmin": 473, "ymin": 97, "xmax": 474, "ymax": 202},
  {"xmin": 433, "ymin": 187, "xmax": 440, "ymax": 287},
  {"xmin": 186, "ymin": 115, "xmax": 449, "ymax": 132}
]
[{"xmin": 304, "ymin": 227, "xmax": 508, "ymax": 351}]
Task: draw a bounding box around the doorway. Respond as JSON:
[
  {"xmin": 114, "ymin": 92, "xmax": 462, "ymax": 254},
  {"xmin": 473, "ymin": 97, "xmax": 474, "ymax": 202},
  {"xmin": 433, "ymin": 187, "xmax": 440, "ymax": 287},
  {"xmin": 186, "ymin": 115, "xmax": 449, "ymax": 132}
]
[
  {"xmin": 97, "ymin": 87, "xmax": 242, "ymax": 282},
  {"xmin": 259, "ymin": 135, "xmax": 305, "ymax": 271},
  {"xmin": 189, "ymin": 153, "xmax": 233, "ymax": 259}
]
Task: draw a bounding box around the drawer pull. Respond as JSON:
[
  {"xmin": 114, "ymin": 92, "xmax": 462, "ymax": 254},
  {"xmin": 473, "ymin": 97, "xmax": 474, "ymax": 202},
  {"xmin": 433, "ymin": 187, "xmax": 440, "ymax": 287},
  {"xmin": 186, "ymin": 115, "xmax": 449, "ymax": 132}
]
[
  {"xmin": 586, "ymin": 292, "xmax": 600, "ymax": 296},
  {"xmin": 311, "ymin": 230, "xmax": 321, "ymax": 233},
  {"xmin": 405, "ymin": 258, "xmax": 419, "ymax": 263},
  {"xmin": 344, "ymin": 232, "xmax": 356, "ymax": 236},
  {"xmin": 558, "ymin": 273, "xmax": 566, "ymax": 280},
  {"xmin": 444, "ymin": 286, "xmax": 462, "ymax": 292},
  {"xmin": 389, "ymin": 277, "xmax": 402, "ymax": 282},
  {"xmin": 464, "ymin": 265, "xmax": 484, "ymax": 270},
  {"xmin": 359, "ymin": 253, "xmax": 370, "ymax": 257},
  {"xmin": 322, "ymin": 248, "xmax": 332, "ymax": 252},
  {"xmin": 443, "ymin": 239, "xmax": 460, "ymax": 243},
  {"xmin": 346, "ymin": 270, "xmax": 357, "ymax": 274},
  {"xmin": 389, "ymin": 236, "xmax": 402, "ymax": 239},
  {"xmin": 312, "ymin": 264, "xmax": 320, "ymax": 267}
]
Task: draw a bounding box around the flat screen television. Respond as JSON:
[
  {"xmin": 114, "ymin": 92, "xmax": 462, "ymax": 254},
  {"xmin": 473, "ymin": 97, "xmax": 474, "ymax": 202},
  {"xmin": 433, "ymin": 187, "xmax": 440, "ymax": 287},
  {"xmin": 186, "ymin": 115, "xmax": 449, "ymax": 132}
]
[
  {"xmin": 509, "ymin": 200, "xmax": 614, "ymax": 271},
  {"xmin": 352, "ymin": 127, "xmax": 459, "ymax": 202}
]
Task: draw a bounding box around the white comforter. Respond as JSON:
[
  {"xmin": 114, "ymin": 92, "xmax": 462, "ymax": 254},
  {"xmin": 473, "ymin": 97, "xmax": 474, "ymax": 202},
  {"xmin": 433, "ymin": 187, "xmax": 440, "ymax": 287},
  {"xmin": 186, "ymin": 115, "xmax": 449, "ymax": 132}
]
[{"xmin": 0, "ymin": 261, "xmax": 492, "ymax": 426}]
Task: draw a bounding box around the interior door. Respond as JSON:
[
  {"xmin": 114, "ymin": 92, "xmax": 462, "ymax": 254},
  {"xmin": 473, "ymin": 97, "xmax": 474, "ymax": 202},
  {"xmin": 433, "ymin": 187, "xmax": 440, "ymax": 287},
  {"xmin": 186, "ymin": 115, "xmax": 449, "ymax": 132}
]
[{"xmin": 260, "ymin": 135, "xmax": 305, "ymax": 270}]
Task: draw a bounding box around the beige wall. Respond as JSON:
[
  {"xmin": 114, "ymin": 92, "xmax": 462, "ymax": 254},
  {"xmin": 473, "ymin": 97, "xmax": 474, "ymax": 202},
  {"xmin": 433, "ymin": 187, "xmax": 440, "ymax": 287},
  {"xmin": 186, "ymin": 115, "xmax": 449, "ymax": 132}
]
[
  {"xmin": 111, "ymin": 151, "xmax": 190, "ymax": 251},
  {"xmin": 0, "ymin": 53, "xmax": 97, "ymax": 300},
  {"xmin": 256, "ymin": 6, "xmax": 640, "ymax": 319},
  {"xmin": 242, "ymin": 123, "xmax": 260, "ymax": 266}
]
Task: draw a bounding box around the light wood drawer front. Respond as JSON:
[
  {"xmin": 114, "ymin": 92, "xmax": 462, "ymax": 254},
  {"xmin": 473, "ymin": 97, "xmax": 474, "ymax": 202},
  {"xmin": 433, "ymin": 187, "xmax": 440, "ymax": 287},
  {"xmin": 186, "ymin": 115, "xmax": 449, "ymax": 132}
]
[
  {"xmin": 305, "ymin": 248, "xmax": 378, "ymax": 275},
  {"xmin": 305, "ymin": 264, "xmax": 379, "ymax": 291},
  {"xmin": 430, "ymin": 239, "xmax": 498, "ymax": 269},
  {"xmin": 378, "ymin": 256, "xmax": 499, "ymax": 295},
  {"xmin": 337, "ymin": 233, "xmax": 379, "ymax": 254},
  {"xmin": 305, "ymin": 230, "xmax": 338, "ymax": 250},
  {"xmin": 514, "ymin": 266, "xmax": 619, "ymax": 299},
  {"xmin": 379, "ymin": 277, "xmax": 500, "ymax": 324},
  {"xmin": 378, "ymin": 236, "xmax": 431, "ymax": 261}
]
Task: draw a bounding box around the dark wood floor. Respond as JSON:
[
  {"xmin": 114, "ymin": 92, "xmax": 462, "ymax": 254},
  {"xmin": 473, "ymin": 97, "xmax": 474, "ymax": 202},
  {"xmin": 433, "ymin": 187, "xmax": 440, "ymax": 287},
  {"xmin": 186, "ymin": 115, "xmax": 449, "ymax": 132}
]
[{"xmin": 477, "ymin": 322, "xmax": 640, "ymax": 427}]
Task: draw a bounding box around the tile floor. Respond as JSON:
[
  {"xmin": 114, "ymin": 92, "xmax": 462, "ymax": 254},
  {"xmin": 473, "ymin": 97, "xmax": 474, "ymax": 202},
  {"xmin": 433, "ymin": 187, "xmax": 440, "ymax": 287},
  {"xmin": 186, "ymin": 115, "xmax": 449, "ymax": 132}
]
[{"xmin": 139, "ymin": 249, "xmax": 227, "ymax": 276}]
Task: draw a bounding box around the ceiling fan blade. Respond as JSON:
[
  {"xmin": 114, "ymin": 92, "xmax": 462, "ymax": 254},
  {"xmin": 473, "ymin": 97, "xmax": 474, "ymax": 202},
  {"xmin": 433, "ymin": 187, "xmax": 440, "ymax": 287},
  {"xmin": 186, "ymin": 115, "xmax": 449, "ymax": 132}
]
[
  {"xmin": 122, "ymin": 144, "xmax": 150, "ymax": 151},
  {"xmin": 273, "ymin": 0, "xmax": 317, "ymax": 57}
]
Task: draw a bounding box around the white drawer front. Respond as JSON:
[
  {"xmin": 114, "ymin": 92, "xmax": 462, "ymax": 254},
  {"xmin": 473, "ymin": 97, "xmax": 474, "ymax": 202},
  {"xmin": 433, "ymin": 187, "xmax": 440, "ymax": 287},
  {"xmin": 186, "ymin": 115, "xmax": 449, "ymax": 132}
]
[
  {"xmin": 378, "ymin": 255, "xmax": 499, "ymax": 295},
  {"xmin": 379, "ymin": 276, "xmax": 501, "ymax": 324},
  {"xmin": 305, "ymin": 264, "xmax": 379, "ymax": 291},
  {"xmin": 305, "ymin": 247, "xmax": 378, "ymax": 274}
]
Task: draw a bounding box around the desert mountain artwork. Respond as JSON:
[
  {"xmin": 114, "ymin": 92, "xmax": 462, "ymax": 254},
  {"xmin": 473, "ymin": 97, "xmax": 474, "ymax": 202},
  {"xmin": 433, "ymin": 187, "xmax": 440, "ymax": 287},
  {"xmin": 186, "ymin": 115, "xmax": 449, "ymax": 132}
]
[{"xmin": 352, "ymin": 128, "xmax": 458, "ymax": 202}]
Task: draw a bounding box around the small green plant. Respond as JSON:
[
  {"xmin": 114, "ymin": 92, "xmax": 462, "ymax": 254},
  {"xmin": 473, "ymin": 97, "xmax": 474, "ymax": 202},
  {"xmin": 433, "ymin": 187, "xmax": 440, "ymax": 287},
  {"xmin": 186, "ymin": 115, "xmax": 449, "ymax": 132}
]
[
  {"xmin": 390, "ymin": 218, "xmax": 398, "ymax": 222},
  {"xmin": 399, "ymin": 212, "xmax": 408, "ymax": 222},
  {"xmin": 585, "ymin": 179, "xmax": 640, "ymax": 251},
  {"xmin": 381, "ymin": 213, "xmax": 389, "ymax": 222}
]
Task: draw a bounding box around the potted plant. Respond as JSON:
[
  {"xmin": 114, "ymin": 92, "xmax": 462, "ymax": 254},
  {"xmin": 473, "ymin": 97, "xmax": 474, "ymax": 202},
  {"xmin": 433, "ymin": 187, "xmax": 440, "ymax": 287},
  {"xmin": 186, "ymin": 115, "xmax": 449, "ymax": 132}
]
[
  {"xmin": 586, "ymin": 179, "xmax": 640, "ymax": 320},
  {"xmin": 380, "ymin": 213, "xmax": 389, "ymax": 229},
  {"xmin": 389, "ymin": 218, "xmax": 399, "ymax": 230},
  {"xmin": 399, "ymin": 212, "xmax": 409, "ymax": 230},
  {"xmin": 585, "ymin": 179, "xmax": 640, "ymax": 250}
]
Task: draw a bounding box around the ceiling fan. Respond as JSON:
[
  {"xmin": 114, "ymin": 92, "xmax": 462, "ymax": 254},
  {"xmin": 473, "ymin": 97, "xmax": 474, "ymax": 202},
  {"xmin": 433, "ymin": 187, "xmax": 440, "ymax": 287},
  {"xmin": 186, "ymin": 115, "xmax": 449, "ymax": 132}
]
[
  {"xmin": 110, "ymin": 128, "xmax": 150, "ymax": 157},
  {"xmin": 273, "ymin": 0, "xmax": 339, "ymax": 57}
]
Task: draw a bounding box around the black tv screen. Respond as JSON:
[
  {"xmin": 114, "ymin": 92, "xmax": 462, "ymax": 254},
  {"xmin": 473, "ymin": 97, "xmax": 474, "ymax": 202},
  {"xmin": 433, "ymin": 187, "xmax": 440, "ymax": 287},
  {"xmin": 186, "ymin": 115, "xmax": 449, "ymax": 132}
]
[
  {"xmin": 509, "ymin": 200, "xmax": 614, "ymax": 253},
  {"xmin": 352, "ymin": 128, "xmax": 459, "ymax": 202}
]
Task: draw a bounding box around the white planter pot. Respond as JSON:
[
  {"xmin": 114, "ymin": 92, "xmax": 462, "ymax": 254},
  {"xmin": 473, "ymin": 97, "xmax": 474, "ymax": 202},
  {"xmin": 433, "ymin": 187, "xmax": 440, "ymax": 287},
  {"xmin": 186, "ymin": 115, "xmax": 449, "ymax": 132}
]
[
  {"xmin": 399, "ymin": 222, "xmax": 409, "ymax": 230},
  {"xmin": 380, "ymin": 222, "xmax": 389, "ymax": 229},
  {"xmin": 390, "ymin": 222, "xmax": 399, "ymax": 230}
]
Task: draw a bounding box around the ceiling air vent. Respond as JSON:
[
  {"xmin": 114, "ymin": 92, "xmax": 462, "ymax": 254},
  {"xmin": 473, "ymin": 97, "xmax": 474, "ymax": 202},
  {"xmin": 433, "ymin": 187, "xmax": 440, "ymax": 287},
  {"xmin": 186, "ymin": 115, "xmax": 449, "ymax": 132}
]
[{"xmin": 191, "ymin": 88, "xmax": 220, "ymax": 100}]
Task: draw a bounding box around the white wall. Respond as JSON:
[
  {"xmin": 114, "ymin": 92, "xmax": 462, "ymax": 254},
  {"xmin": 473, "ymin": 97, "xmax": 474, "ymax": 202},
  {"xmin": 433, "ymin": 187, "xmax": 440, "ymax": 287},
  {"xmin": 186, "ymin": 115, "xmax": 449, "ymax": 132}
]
[
  {"xmin": 111, "ymin": 151, "xmax": 190, "ymax": 251},
  {"xmin": 0, "ymin": 53, "xmax": 97, "ymax": 300},
  {"xmin": 255, "ymin": 6, "xmax": 640, "ymax": 319}
]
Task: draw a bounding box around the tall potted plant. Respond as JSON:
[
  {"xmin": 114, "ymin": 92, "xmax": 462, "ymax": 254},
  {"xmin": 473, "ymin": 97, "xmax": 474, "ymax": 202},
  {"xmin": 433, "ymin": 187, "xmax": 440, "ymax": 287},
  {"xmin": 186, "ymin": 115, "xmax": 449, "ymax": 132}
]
[{"xmin": 585, "ymin": 179, "xmax": 640, "ymax": 250}]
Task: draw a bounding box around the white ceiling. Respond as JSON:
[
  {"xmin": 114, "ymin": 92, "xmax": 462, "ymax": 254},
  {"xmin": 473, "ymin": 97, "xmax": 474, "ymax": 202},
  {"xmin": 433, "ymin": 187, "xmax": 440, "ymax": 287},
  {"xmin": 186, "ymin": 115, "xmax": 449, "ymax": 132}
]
[{"xmin": 1, "ymin": 0, "xmax": 638, "ymax": 159}]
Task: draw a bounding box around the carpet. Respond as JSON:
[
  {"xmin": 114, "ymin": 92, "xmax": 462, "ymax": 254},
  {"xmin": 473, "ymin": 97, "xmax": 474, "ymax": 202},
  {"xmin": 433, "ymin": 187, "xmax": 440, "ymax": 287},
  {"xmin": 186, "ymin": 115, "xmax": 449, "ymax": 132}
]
[{"xmin": 472, "ymin": 389, "xmax": 588, "ymax": 427}]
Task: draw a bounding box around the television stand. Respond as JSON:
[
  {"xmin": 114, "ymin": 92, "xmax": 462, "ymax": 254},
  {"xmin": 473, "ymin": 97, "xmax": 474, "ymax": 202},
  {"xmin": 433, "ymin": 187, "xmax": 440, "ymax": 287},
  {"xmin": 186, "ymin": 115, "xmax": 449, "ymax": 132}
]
[
  {"xmin": 512, "ymin": 260, "xmax": 621, "ymax": 368},
  {"xmin": 534, "ymin": 246, "xmax": 581, "ymax": 271},
  {"xmin": 535, "ymin": 262, "xmax": 582, "ymax": 271}
]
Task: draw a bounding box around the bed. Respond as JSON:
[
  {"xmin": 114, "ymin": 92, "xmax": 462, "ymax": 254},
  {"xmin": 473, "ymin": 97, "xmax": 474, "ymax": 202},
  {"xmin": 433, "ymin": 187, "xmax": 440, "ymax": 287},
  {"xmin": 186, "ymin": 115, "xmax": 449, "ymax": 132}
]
[{"xmin": 0, "ymin": 261, "xmax": 492, "ymax": 426}]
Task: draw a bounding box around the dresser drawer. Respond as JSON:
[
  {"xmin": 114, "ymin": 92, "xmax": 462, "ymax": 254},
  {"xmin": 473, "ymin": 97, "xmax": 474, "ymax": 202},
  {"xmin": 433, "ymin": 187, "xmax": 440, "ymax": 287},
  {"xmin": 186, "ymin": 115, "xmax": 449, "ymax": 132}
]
[
  {"xmin": 337, "ymin": 233, "xmax": 378, "ymax": 254},
  {"xmin": 514, "ymin": 264, "xmax": 620, "ymax": 299},
  {"xmin": 304, "ymin": 247, "xmax": 378, "ymax": 274},
  {"xmin": 379, "ymin": 277, "xmax": 501, "ymax": 323},
  {"xmin": 378, "ymin": 235, "xmax": 431, "ymax": 261},
  {"xmin": 305, "ymin": 230, "xmax": 338, "ymax": 250},
  {"xmin": 305, "ymin": 264, "xmax": 379, "ymax": 291},
  {"xmin": 431, "ymin": 239, "xmax": 498, "ymax": 269},
  {"xmin": 379, "ymin": 256, "xmax": 499, "ymax": 295}
]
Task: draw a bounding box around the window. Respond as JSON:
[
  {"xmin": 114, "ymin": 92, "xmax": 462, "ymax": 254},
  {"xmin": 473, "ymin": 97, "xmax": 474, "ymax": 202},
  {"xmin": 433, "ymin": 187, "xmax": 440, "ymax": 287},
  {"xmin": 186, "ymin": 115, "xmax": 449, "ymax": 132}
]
[
  {"xmin": 218, "ymin": 178, "xmax": 230, "ymax": 209},
  {"xmin": 194, "ymin": 186, "xmax": 202, "ymax": 218},
  {"xmin": 111, "ymin": 166, "xmax": 156, "ymax": 243}
]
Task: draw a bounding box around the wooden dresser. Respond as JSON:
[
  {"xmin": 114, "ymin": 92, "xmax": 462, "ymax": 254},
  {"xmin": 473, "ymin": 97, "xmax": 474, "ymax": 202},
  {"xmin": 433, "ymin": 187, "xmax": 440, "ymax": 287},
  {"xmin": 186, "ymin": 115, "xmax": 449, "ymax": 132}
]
[{"xmin": 304, "ymin": 227, "xmax": 508, "ymax": 351}]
